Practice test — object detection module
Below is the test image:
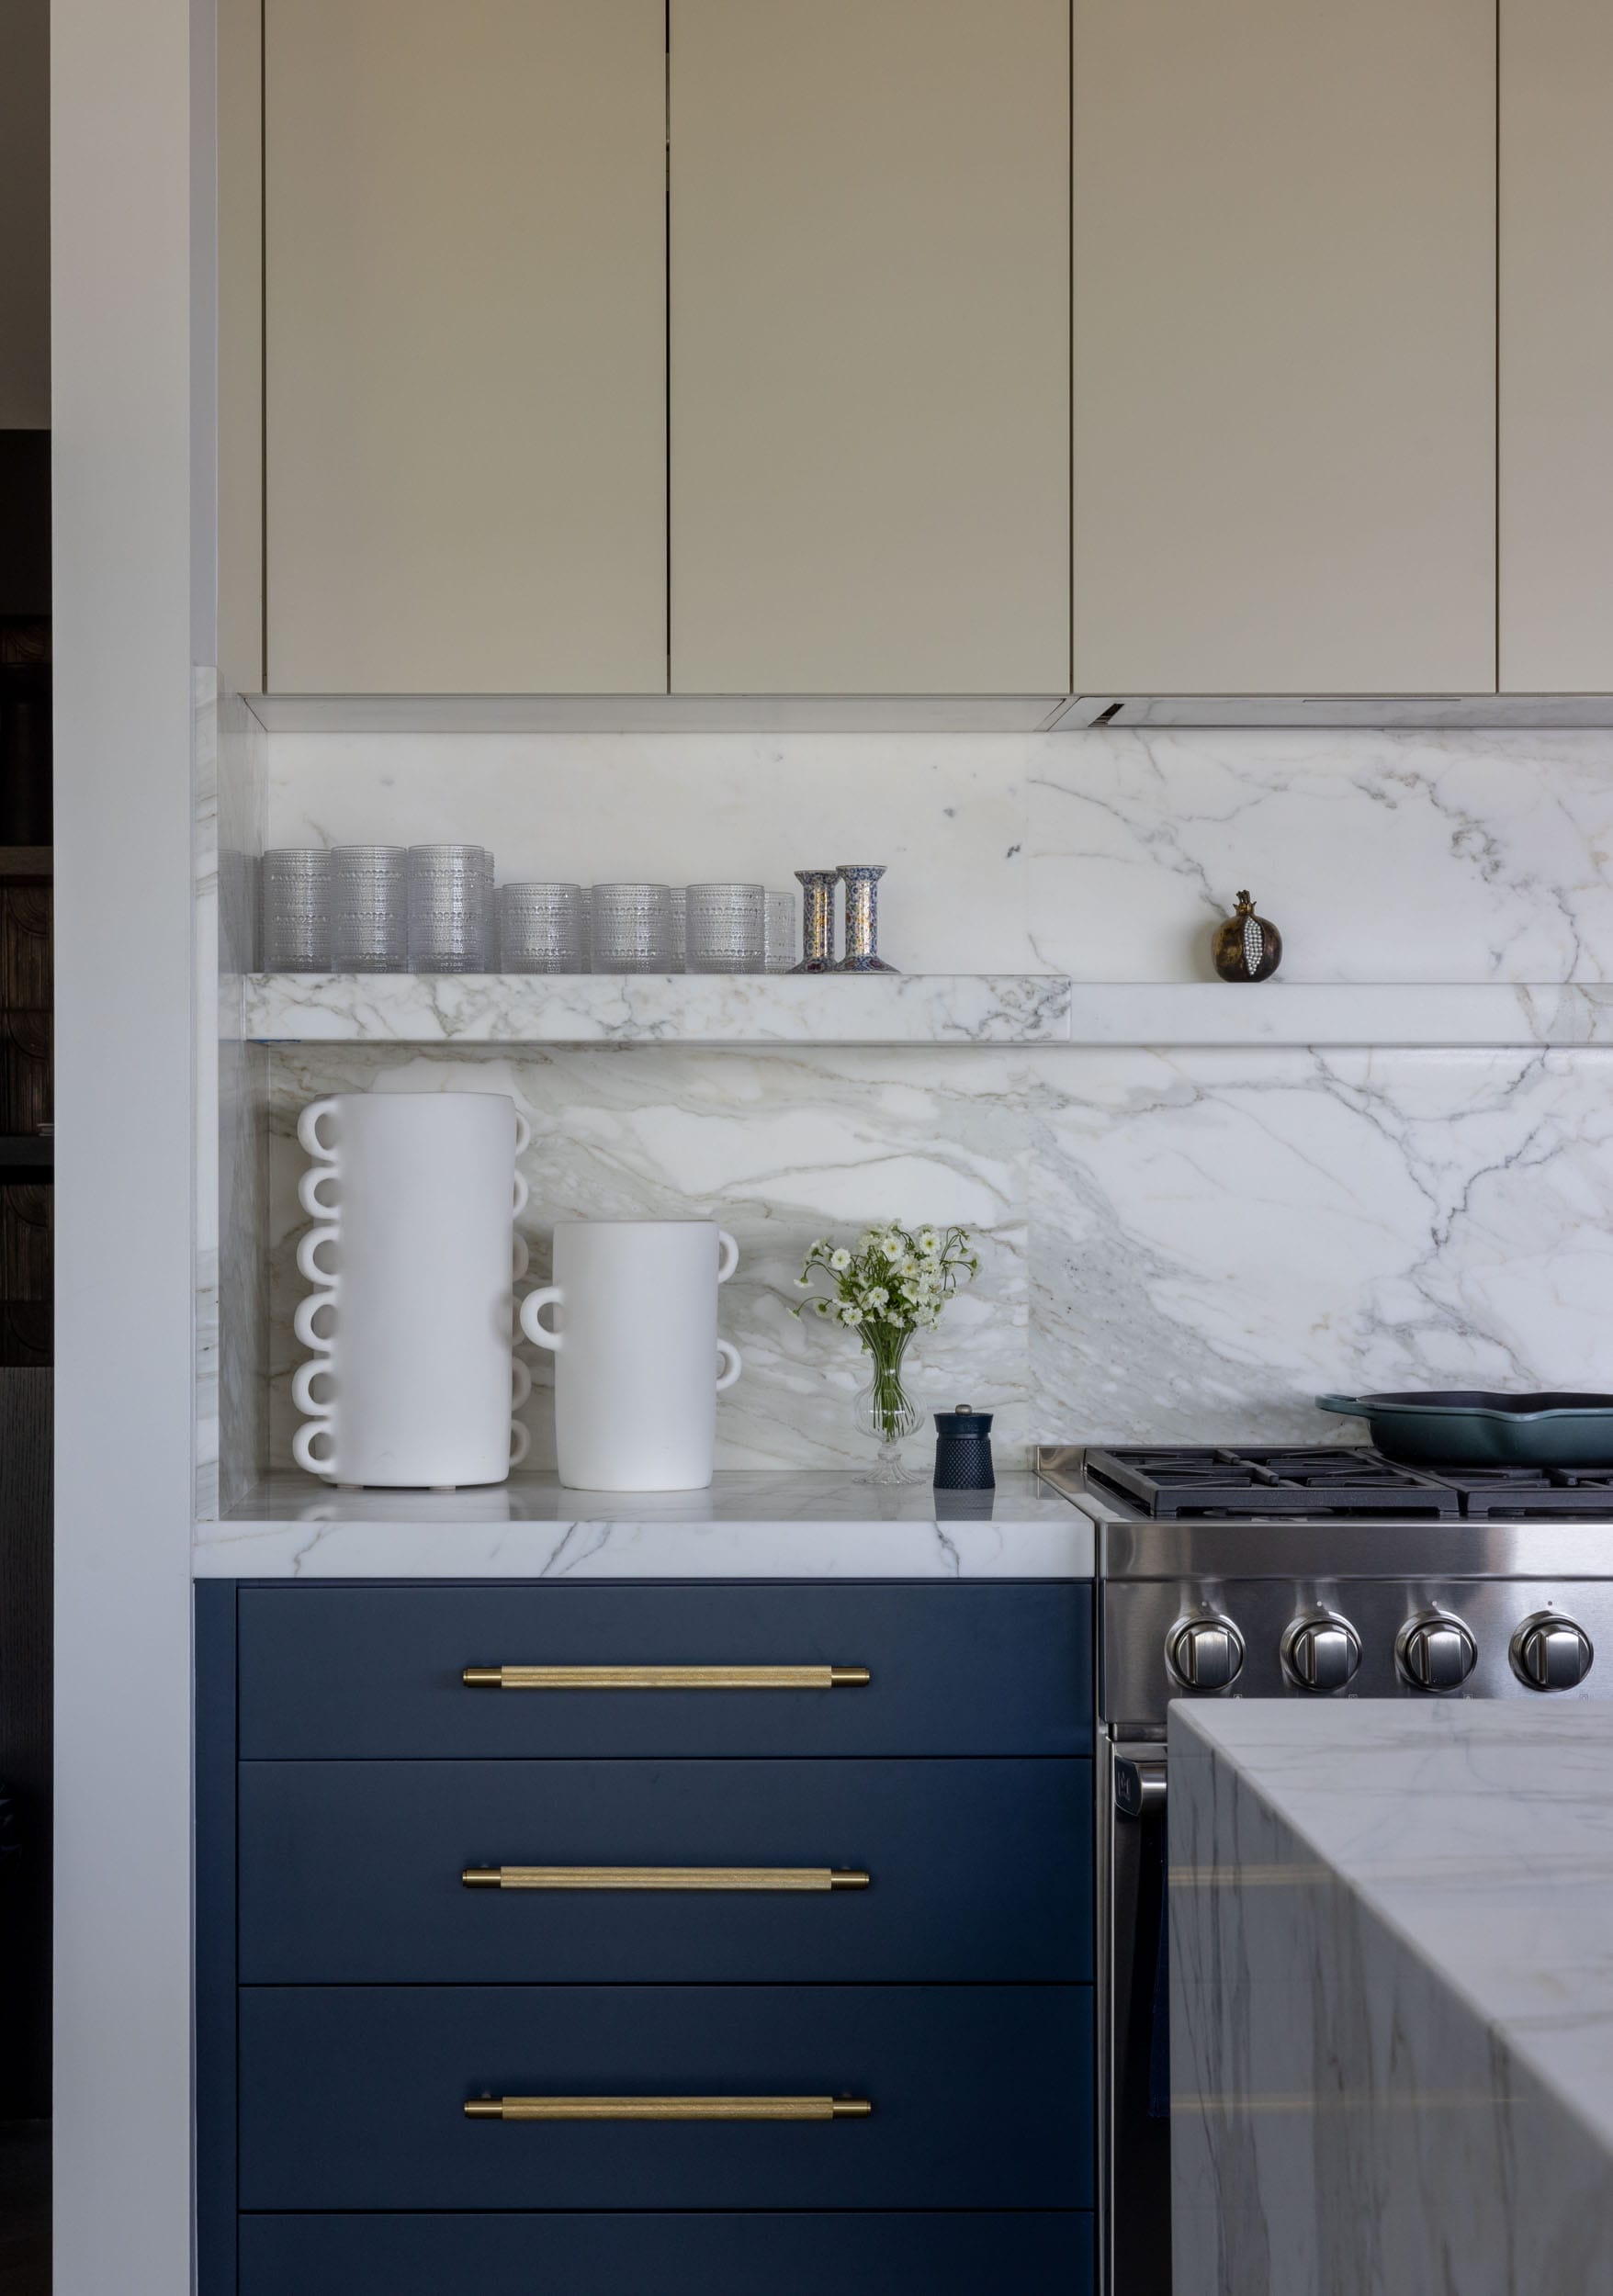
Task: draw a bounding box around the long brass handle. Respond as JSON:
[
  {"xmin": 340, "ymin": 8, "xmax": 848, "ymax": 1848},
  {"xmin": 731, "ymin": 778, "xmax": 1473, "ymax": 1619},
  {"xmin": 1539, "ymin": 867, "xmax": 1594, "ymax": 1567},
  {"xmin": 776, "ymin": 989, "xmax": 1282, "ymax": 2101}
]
[
  {"xmin": 461, "ymin": 1664, "xmax": 871, "ymax": 1691},
  {"xmin": 461, "ymin": 1864, "xmax": 871, "ymax": 1892},
  {"xmin": 465, "ymin": 2095, "xmax": 873, "ymax": 2122}
]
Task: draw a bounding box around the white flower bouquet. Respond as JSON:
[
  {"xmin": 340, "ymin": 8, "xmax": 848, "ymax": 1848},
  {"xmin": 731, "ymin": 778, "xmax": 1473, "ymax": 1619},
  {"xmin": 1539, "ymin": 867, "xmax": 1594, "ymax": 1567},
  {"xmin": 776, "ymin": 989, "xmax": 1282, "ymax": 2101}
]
[{"xmin": 793, "ymin": 1224, "xmax": 980, "ymax": 1481}]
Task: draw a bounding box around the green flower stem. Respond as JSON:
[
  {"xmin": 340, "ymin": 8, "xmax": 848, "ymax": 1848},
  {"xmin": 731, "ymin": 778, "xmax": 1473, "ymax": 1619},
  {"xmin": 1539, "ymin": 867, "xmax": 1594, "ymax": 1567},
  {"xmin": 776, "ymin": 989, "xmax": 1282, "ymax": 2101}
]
[{"xmin": 864, "ymin": 1329, "xmax": 911, "ymax": 1445}]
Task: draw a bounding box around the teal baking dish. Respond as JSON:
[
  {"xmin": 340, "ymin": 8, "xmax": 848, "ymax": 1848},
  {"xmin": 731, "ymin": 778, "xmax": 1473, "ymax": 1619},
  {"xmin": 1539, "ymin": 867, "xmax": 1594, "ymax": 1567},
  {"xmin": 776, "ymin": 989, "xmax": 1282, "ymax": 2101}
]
[{"xmin": 1317, "ymin": 1390, "xmax": 1613, "ymax": 1467}]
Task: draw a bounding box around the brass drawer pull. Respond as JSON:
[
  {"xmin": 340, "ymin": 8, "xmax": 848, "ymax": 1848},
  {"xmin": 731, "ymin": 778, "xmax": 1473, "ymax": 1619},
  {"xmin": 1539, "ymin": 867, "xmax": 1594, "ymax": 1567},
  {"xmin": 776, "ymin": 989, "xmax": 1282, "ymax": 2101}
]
[
  {"xmin": 461, "ymin": 1664, "xmax": 871, "ymax": 1691},
  {"xmin": 461, "ymin": 1864, "xmax": 871, "ymax": 1892},
  {"xmin": 465, "ymin": 2094, "xmax": 873, "ymax": 2122}
]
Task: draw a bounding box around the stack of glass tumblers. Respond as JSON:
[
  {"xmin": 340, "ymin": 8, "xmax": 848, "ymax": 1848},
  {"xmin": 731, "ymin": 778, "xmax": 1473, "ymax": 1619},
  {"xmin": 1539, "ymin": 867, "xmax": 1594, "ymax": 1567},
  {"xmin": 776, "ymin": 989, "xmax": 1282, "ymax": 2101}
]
[{"xmin": 260, "ymin": 850, "xmax": 799, "ymax": 975}]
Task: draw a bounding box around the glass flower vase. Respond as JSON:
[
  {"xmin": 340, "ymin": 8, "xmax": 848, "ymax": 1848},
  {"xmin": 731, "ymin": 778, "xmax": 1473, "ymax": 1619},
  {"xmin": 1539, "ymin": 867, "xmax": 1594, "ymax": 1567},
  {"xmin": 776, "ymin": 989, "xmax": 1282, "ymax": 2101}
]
[{"xmin": 853, "ymin": 1328, "xmax": 921, "ymax": 1484}]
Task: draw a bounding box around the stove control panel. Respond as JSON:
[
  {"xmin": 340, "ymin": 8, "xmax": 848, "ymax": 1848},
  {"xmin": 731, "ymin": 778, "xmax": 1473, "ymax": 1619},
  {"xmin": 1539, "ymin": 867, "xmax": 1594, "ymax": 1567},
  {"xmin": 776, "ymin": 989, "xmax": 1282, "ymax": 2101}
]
[
  {"xmin": 1510, "ymin": 1610, "xmax": 1595, "ymax": 1692},
  {"xmin": 1165, "ymin": 1613, "xmax": 1245, "ymax": 1692},
  {"xmin": 1282, "ymin": 1610, "xmax": 1363, "ymax": 1693},
  {"xmin": 1108, "ymin": 1579, "xmax": 1609, "ymax": 1731},
  {"xmin": 1396, "ymin": 1609, "xmax": 1479, "ymax": 1692}
]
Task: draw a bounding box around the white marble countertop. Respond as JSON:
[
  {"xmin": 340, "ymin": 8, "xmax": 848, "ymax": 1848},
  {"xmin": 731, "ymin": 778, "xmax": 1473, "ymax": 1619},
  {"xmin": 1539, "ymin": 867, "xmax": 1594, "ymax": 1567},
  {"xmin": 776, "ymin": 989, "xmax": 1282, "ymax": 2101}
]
[
  {"xmin": 195, "ymin": 1467, "xmax": 1093, "ymax": 1579},
  {"xmin": 1171, "ymin": 1701, "xmax": 1613, "ymax": 2296}
]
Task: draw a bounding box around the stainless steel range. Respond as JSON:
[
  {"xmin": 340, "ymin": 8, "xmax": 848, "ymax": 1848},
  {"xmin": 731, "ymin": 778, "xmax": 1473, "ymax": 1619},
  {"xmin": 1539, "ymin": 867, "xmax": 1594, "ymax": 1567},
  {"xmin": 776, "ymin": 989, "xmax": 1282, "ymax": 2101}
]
[{"xmin": 1035, "ymin": 1441, "xmax": 1613, "ymax": 2296}]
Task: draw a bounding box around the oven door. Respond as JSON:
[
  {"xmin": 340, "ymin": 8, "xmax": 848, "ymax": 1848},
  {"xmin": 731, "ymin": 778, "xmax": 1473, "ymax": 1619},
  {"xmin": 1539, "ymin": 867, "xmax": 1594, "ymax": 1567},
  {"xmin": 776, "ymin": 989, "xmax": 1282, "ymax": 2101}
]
[{"xmin": 1101, "ymin": 1737, "xmax": 1170, "ymax": 2296}]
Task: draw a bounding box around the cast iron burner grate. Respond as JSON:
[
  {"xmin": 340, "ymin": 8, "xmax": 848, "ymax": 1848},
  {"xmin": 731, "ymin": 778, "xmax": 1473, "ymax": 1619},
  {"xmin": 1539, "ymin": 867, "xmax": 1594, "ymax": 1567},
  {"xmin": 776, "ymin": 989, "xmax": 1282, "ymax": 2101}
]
[
  {"xmin": 1085, "ymin": 1446, "xmax": 1461, "ymax": 1518},
  {"xmin": 1430, "ymin": 1464, "xmax": 1613, "ymax": 1518}
]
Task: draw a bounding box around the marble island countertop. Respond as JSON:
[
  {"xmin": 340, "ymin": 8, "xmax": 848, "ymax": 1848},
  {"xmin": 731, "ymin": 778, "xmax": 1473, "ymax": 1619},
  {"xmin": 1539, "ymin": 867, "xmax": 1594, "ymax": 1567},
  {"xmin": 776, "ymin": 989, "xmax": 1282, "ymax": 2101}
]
[
  {"xmin": 1171, "ymin": 1701, "xmax": 1613, "ymax": 2296},
  {"xmin": 195, "ymin": 1467, "xmax": 1092, "ymax": 1579}
]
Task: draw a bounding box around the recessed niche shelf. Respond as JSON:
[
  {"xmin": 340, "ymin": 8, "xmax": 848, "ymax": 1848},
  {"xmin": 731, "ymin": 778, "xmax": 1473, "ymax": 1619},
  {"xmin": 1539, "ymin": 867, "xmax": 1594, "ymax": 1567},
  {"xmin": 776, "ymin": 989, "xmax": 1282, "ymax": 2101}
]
[{"xmin": 237, "ymin": 974, "xmax": 1613, "ymax": 1051}]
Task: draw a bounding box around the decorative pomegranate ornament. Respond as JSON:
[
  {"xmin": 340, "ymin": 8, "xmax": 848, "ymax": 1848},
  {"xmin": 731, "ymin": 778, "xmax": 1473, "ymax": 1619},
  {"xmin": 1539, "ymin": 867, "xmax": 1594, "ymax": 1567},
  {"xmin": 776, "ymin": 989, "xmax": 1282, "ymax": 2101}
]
[{"xmin": 1212, "ymin": 890, "xmax": 1281, "ymax": 982}]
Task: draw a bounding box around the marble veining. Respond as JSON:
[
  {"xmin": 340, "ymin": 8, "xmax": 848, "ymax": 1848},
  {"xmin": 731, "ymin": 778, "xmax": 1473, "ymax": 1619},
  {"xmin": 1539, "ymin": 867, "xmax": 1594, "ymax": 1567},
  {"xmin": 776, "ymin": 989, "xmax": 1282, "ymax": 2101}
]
[
  {"xmin": 264, "ymin": 1043, "xmax": 1032, "ymax": 1474},
  {"xmin": 254, "ymin": 1043, "xmax": 1613, "ymax": 1474},
  {"xmin": 193, "ymin": 1468, "xmax": 1092, "ymax": 1579},
  {"xmin": 263, "ymin": 723, "xmax": 1613, "ymax": 983},
  {"xmin": 193, "ymin": 670, "xmax": 220, "ymax": 1518},
  {"xmin": 1030, "ymin": 727, "xmax": 1613, "ymax": 983},
  {"xmin": 197, "ymin": 721, "xmax": 1613, "ymax": 1512},
  {"xmin": 1027, "ymin": 1045, "xmax": 1613, "ymax": 1446},
  {"xmin": 1062, "ymin": 979, "xmax": 1613, "ymax": 1046},
  {"xmin": 215, "ymin": 682, "xmax": 269, "ymax": 1516},
  {"xmin": 1171, "ymin": 1702, "xmax": 1613, "ymax": 2296},
  {"xmin": 242, "ymin": 970, "xmax": 1074, "ymax": 1046}
]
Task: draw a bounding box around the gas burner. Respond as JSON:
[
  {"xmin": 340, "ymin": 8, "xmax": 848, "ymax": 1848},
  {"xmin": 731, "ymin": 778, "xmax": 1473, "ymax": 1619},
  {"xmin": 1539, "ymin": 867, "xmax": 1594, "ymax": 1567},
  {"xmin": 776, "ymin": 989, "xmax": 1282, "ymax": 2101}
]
[
  {"xmin": 1085, "ymin": 1445, "xmax": 1459, "ymax": 1518},
  {"xmin": 1083, "ymin": 1444, "xmax": 1613, "ymax": 1519}
]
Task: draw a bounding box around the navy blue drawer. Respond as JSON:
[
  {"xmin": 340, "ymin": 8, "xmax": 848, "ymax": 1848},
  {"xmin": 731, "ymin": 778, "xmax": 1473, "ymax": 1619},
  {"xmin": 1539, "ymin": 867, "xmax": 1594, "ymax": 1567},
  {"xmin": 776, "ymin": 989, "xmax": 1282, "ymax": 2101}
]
[
  {"xmin": 238, "ymin": 1756, "xmax": 1093, "ymax": 1983},
  {"xmin": 235, "ymin": 1582, "xmax": 1091, "ymax": 1759},
  {"xmin": 240, "ymin": 2212, "xmax": 1094, "ymax": 2294},
  {"xmin": 238, "ymin": 1984, "xmax": 1094, "ymax": 2212}
]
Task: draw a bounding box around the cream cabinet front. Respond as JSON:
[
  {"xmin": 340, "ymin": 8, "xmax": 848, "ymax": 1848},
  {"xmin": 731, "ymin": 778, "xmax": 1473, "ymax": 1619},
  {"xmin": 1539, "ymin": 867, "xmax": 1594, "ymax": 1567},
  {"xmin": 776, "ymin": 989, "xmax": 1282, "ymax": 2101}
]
[
  {"xmin": 668, "ymin": 0, "xmax": 1071, "ymax": 697},
  {"xmin": 1071, "ymin": 0, "xmax": 1497, "ymax": 699},
  {"xmin": 263, "ymin": 0, "xmax": 668, "ymax": 695},
  {"xmin": 1500, "ymin": 0, "xmax": 1613, "ymax": 694}
]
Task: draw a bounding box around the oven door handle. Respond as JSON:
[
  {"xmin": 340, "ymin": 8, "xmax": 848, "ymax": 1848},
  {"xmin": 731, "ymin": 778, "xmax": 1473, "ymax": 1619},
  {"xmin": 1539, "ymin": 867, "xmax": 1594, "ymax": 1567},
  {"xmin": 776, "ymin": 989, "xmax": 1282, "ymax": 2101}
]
[{"xmin": 1114, "ymin": 1755, "xmax": 1167, "ymax": 1818}]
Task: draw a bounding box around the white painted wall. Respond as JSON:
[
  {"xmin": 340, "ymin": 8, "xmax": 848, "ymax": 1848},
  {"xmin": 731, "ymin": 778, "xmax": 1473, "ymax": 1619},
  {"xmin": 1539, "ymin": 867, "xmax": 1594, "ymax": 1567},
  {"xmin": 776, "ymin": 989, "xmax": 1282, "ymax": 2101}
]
[
  {"xmin": 0, "ymin": 0, "xmax": 50, "ymax": 427},
  {"xmin": 52, "ymin": 0, "xmax": 200, "ymax": 2286}
]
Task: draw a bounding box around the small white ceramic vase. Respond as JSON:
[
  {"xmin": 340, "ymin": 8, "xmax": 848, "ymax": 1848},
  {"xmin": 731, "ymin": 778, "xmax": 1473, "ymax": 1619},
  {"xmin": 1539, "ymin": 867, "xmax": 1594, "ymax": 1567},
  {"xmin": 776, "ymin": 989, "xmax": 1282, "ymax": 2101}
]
[
  {"xmin": 292, "ymin": 1090, "xmax": 530, "ymax": 1489},
  {"xmin": 520, "ymin": 1219, "xmax": 741, "ymax": 1491}
]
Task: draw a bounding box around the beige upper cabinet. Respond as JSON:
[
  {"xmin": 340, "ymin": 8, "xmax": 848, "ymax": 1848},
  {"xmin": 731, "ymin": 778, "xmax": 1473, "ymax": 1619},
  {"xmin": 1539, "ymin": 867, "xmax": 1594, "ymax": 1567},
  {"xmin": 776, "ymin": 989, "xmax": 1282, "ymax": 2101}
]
[
  {"xmin": 1500, "ymin": 0, "xmax": 1613, "ymax": 693},
  {"xmin": 669, "ymin": 0, "xmax": 1070, "ymax": 696},
  {"xmin": 264, "ymin": 0, "xmax": 667, "ymax": 694},
  {"xmin": 1072, "ymin": 0, "xmax": 1496, "ymax": 697}
]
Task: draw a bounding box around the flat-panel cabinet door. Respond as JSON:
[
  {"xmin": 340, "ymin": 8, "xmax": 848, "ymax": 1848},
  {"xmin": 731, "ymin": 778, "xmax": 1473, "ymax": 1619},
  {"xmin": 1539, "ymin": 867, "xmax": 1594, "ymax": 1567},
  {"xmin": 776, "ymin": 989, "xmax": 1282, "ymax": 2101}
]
[
  {"xmin": 1500, "ymin": 0, "xmax": 1613, "ymax": 692},
  {"xmin": 1072, "ymin": 0, "xmax": 1495, "ymax": 697},
  {"xmin": 670, "ymin": 0, "xmax": 1070, "ymax": 696},
  {"xmin": 265, "ymin": 0, "xmax": 667, "ymax": 693}
]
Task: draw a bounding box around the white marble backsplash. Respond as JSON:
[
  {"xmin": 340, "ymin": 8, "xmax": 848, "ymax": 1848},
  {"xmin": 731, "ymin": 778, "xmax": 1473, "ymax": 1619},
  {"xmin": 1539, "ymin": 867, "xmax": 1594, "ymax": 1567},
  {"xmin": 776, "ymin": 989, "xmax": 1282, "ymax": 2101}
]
[
  {"xmin": 216, "ymin": 684, "xmax": 269, "ymax": 1514},
  {"xmin": 258, "ymin": 1041, "xmax": 1613, "ymax": 1471},
  {"xmin": 189, "ymin": 719, "xmax": 1613, "ymax": 1500},
  {"xmin": 264, "ymin": 724, "xmax": 1613, "ymax": 981}
]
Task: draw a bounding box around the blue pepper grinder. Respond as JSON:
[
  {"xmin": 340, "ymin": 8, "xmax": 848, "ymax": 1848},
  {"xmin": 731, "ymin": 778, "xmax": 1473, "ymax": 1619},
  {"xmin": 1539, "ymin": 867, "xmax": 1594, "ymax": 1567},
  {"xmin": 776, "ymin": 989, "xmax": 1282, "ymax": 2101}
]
[{"xmin": 932, "ymin": 1405, "xmax": 995, "ymax": 1491}]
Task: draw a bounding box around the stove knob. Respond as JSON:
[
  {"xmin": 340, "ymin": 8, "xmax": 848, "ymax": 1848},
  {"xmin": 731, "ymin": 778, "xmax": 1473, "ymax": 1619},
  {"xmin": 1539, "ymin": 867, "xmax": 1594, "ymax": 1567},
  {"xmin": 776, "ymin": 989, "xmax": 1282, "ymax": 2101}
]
[
  {"xmin": 1167, "ymin": 1614, "xmax": 1246, "ymax": 1692},
  {"xmin": 1510, "ymin": 1612, "xmax": 1594, "ymax": 1693},
  {"xmin": 1396, "ymin": 1610, "xmax": 1478, "ymax": 1693},
  {"xmin": 1282, "ymin": 1612, "xmax": 1363, "ymax": 1693}
]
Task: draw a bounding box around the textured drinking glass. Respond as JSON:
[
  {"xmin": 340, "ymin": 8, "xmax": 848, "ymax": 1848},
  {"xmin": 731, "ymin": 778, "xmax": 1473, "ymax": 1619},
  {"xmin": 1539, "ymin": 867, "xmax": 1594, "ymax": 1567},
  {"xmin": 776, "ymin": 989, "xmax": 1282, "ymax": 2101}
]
[
  {"xmin": 262, "ymin": 848, "xmax": 332, "ymax": 971},
  {"xmin": 330, "ymin": 845, "xmax": 407, "ymax": 972},
  {"xmin": 764, "ymin": 891, "xmax": 796, "ymax": 973},
  {"xmin": 590, "ymin": 883, "xmax": 675, "ymax": 973},
  {"xmin": 792, "ymin": 868, "xmax": 838, "ymax": 973},
  {"xmin": 577, "ymin": 887, "xmax": 592, "ymax": 973},
  {"xmin": 499, "ymin": 882, "xmax": 588, "ymax": 973},
  {"xmin": 408, "ymin": 844, "xmax": 493, "ymax": 972},
  {"xmin": 669, "ymin": 888, "xmax": 687, "ymax": 972},
  {"xmin": 685, "ymin": 883, "xmax": 765, "ymax": 974}
]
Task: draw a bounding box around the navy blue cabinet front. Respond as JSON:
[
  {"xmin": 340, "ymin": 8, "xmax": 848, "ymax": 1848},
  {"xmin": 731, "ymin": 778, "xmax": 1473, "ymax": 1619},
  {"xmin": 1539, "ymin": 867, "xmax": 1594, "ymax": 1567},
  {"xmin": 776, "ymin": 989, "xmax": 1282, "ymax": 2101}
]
[
  {"xmin": 239, "ymin": 1755, "xmax": 1093, "ymax": 1982},
  {"xmin": 240, "ymin": 2212, "xmax": 1096, "ymax": 2296},
  {"xmin": 199, "ymin": 1578, "xmax": 1096, "ymax": 2293}
]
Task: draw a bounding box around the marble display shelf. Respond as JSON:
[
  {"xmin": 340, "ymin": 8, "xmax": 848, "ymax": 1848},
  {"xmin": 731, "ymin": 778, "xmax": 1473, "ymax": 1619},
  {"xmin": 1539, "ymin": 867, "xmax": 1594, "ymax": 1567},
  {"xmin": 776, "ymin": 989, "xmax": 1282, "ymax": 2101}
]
[
  {"xmin": 1172, "ymin": 1702, "xmax": 1613, "ymax": 2296},
  {"xmin": 240, "ymin": 972, "xmax": 1613, "ymax": 1049},
  {"xmin": 195, "ymin": 1468, "xmax": 1094, "ymax": 1580},
  {"xmin": 240, "ymin": 972, "xmax": 1074, "ymax": 1046},
  {"xmin": 1065, "ymin": 980, "xmax": 1613, "ymax": 1046}
]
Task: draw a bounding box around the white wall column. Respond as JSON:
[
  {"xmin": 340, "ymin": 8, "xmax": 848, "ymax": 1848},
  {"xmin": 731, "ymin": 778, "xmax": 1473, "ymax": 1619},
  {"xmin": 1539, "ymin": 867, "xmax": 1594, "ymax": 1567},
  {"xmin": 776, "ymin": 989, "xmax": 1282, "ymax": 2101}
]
[{"xmin": 51, "ymin": 0, "xmax": 203, "ymax": 2284}]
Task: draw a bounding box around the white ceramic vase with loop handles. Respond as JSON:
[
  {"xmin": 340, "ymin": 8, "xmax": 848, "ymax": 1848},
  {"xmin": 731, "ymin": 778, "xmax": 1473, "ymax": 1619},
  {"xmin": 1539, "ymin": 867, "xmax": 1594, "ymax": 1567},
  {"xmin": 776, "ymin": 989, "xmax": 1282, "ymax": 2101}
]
[
  {"xmin": 293, "ymin": 1091, "xmax": 531, "ymax": 1488},
  {"xmin": 520, "ymin": 1220, "xmax": 742, "ymax": 1491}
]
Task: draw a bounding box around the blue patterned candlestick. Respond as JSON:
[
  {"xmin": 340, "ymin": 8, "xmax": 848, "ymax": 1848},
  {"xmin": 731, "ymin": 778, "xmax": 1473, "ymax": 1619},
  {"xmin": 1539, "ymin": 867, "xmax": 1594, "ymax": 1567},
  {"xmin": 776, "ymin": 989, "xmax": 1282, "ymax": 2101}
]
[
  {"xmin": 836, "ymin": 863, "xmax": 897, "ymax": 973},
  {"xmin": 791, "ymin": 869, "xmax": 839, "ymax": 972}
]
